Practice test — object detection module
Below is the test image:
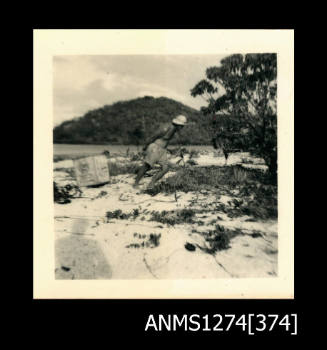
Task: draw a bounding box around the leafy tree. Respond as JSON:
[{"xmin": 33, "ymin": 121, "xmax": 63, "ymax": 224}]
[
  {"xmin": 211, "ymin": 114, "xmax": 245, "ymax": 164},
  {"xmin": 191, "ymin": 54, "xmax": 277, "ymax": 178},
  {"xmin": 127, "ymin": 124, "xmax": 144, "ymax": 145}
]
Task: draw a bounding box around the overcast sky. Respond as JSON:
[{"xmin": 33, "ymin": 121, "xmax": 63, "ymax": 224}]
[{"xmin": 53, "ymin": 55, "xmax": 228, "ymax": 126}]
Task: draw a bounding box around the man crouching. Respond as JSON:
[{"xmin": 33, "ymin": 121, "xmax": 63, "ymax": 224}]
[{"xmin": 133, "ymin": 115, "xmax": 187, "ymax": 189}]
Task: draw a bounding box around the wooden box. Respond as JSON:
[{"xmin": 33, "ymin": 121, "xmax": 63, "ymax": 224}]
[{"xmin": 73, "ymin": 155, "xmax": 110, "ymax": 187}]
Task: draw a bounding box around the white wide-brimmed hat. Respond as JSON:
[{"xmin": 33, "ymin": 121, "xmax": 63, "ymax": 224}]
[{"xmin": 172, "ymin": 115, "xmax": 187, "ymax": 126}]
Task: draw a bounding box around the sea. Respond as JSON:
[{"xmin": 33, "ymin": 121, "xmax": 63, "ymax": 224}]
[{"xmin": 53, "ymin": 144, "xmax": 213, "ymax": 157}]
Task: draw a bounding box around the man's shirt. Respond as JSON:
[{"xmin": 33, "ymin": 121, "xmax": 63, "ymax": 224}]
[{"xmin": 144, "ymin": 124, "xmax": 178, "ymax": 149}]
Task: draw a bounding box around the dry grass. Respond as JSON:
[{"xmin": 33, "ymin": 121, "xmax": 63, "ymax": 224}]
[{"xmin": 145, "ymin": 165, "xmax": 277, "ymax": 220}]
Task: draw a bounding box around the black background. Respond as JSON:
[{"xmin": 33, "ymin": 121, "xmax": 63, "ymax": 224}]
[{"xmin": 27, "ymin": 17, "xmax": 307, "ymax": 340}]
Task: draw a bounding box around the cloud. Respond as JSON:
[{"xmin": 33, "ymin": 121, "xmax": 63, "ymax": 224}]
[{"xmin": 53, "ymin": 55, "xmax": 227, "ymax": 125}]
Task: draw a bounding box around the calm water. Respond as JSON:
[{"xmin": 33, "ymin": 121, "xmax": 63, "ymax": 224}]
[{"xmin": 53, "ymin": 144, "xmax": 213, "ymax": 156}]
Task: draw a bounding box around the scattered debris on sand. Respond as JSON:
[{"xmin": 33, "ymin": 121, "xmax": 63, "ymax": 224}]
[{"xmin": 54, "ymin": 151, "xmax": 277, "ymax": 279}]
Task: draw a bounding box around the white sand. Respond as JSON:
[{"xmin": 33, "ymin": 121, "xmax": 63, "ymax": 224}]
[{"xmin": 54, "ymin": 152, "xmax": 276, "ymax": 279}]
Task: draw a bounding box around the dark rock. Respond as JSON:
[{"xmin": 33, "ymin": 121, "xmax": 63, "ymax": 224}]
[{"xmin": 185, "ymin": 242, "xmax": 196, "ymax": 252}]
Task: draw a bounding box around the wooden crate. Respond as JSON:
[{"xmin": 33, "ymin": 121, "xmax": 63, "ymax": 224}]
[{"xmin": 73, "ymin": 155, "xmax": 110, "ymax": 187}]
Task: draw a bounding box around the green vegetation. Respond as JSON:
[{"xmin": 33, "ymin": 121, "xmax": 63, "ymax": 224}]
[
  {"xmin": 126, "ymin": 233, "xmax": 161, "ymax": 249},
  {"xmin": 191, "ymin": 54, "xmax": 277, "ymax": 177},
  {"xmin": 106, "ymin": 209, "xmax": 140, "ymax": 221},
  {"xmin": 53, "ymin": 96, "xmax": 211, "ymax": 145},
  {"xmin": 148, "ymin": 233, "xmax": 161, "ymax": 247},
  {"xmin": 54, "ymin": 161, "xmax": 276, "ymax": 220},
  {"xmin": 194, "ymin": 225, "xmax": 265, "ymax": 254},
  {"xmin": 197, "ymin": 225, "xmax": 243, "ymax": 253},
  {"xmin": 145, "ymin": 165, "xmax": 256, "ymax": 194},
  {"xmin": 54, "ymin": 182, "xmax": 82, "ymax": 204},
  {"xmin": 149, "ymin": 209, "xmax": 196, "ymax": 226},
  {"xmin": 145, "ymin": 165, "xmax": 277, "ymax": 220}
]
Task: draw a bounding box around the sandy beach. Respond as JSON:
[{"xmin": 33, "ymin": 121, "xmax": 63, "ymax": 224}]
[{"xmin": 54, "ymin": 151, "xmax": 277, "ymax": 280}]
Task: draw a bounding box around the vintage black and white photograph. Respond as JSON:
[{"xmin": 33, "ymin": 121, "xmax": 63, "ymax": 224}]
[{"xmin": 34, "ymin": 30, "xmax": 293, "ymax": 298}]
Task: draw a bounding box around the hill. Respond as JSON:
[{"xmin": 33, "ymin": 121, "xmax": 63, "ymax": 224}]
[{"xmin": 53, "ymin": 96, "xmax": 212, "ymax": 145}]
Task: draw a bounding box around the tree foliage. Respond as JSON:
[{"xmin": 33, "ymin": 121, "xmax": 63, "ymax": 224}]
[
  {"xmin": 191, "ymin": 54, "xmax": 277, "ymax": 177},
  {"xmin": 53, "ymin": 96, "xmax": 211, "ymax": 146}
]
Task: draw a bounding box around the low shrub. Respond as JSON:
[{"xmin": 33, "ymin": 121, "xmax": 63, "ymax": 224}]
[
  {"xmin": 197, "ymin": 225, "xmax": 243, "ymax": 254},
  {"xmin": 145, "ymin": 166, "xmax": 261, "ymax": 196},
  {"xmin": 150, "ymin": 209, "xmax": 196, "ymax": 226},
  {"xmin": 145, "ymin": 166, "xmax": 277, "ymax": 220},
  {"xmin": 54, "ymin": 182, "xmax": 82, "ymax": 204},
  {"xmin": 126, "ymin": 233, "xmax": 161, "ymax": 249},
  {"xmin": 106, "ymin": 208, "xmax": 140, "ymax": 221},
  {"xmin": 106, "ymin": 209, "xmax": 139, "ymax": 221},
  {"xmin": 148, "ymin": 233, "xmax": 161, "ymax": 247}
]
